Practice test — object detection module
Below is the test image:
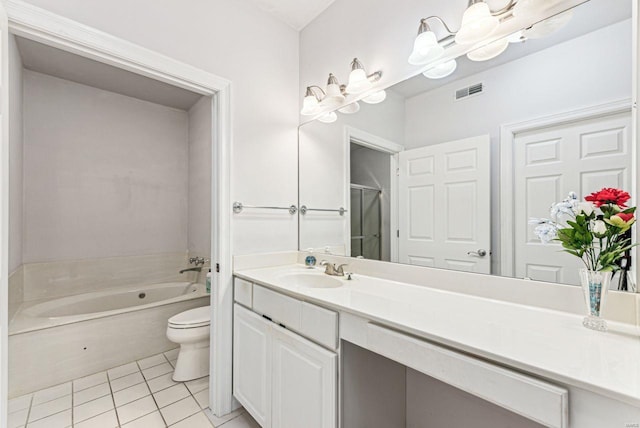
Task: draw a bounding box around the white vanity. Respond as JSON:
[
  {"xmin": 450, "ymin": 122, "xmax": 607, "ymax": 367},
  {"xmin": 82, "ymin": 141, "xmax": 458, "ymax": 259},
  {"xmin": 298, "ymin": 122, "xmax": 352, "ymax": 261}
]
[{"xmin": 232, "ymin": 252, "xmax": 640, "ymax": 428}]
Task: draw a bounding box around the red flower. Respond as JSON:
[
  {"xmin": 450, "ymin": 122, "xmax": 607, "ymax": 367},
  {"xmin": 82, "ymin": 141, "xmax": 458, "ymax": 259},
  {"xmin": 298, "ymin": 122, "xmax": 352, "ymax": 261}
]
[
  {"xmin": 616, "ymin": 212, "xmax": 634, "ymax": 222},
  {"xmin": 585, "ymin": 188, "xmax": 631, "ymax": 207}
]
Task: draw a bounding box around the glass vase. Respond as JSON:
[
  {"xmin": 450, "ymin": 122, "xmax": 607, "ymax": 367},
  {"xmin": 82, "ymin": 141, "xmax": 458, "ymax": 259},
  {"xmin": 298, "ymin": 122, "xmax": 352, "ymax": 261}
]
[{"xmin": 579, "ymin": 269, "xmax": 612, "ymax": 331}]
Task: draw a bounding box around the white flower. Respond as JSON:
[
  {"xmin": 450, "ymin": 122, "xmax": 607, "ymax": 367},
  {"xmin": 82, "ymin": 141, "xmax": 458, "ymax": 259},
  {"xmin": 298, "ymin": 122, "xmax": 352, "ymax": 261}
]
[
  {"xmin": 574, "ymin": 202, "xmax": 595, "ymax": 216},
  {"xmin": 550, "ymin": 192, "xmax": 579, "ymax": 220},
  {"xmin": 529, "ymin": 218, "xmax": 558, "ymax": 244},
  {"xmin": 592, "ymin": 220, "xmax": 607, "ymax": 235}
]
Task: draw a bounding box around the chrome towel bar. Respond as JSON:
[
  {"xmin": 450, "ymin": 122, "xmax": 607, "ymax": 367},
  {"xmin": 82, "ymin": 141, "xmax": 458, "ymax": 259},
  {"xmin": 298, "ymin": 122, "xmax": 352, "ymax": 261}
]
[
  {"xmin": 233, "ymin": 202, "xmax": 298, "ymax": 215},
  {"xmin": 300, "ymin": 205, "xmax": 347, "ymax": 216}
]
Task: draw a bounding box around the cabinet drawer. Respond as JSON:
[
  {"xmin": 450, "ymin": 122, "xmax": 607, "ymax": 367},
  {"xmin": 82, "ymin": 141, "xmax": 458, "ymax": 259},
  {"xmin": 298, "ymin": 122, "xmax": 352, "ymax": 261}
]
[
  {"xmin": 366, "ymin": 323, "xmax": 568, "ymax": 428},
  {"xmin": 300, "ymin": 302, "xmax": 338, "ymax": 350},
  {"xmin": 253, "ymin": 285, "xmax": 302, "ymax": 331},
  {"xmin": 234, "ymin": 278, "xmax": 253, "ymax": 307}
]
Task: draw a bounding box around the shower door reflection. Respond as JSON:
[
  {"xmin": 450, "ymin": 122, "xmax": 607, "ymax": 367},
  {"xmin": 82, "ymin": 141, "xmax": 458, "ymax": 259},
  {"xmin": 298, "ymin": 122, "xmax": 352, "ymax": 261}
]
[{"xmin": 350, "ymin": 185, "xmax": 382, "ymax": 260}]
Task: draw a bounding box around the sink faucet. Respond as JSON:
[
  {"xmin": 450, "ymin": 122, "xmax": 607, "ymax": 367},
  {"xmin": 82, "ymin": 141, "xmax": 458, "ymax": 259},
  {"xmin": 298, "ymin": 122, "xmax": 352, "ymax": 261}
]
[{"xmin": 320, "ymin": 261, "xmax": 347, "ymax": 277}]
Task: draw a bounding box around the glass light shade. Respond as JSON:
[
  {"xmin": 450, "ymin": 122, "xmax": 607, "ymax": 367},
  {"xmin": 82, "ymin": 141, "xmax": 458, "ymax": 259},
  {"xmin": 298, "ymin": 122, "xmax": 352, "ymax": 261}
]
[
  {"xmin": 362, "ymin": 90, "xmax": 387, "ymax": 105},
  {"xmin": 423, "ymin": 59, "xmax": 457, "ymax": 79},
  {"xmin": 507, "ymin": 30, "xmax": 526, "ymax": 44},
  {"xmin": 300, "ymin": 94, "xmax": 320, "ymax": 116},
  {"xmin": 321, "ymin": 82, "xmax": 345, "ymax": 107},
  {"xmin": 408, "ymin": 31, "xmax": 444, "ymax": 65},
  {"xmin": 523, "ymin": 9, "xmax": 573, "ymax": 39},
  {"xmin": 345, "ymin": 68, "xmax": 373, "ymax": 94},
  {"xmin": 466, "ymin": 38, "xmax": 509, "ymax": 61},
  {"xmin": 338, "ymin": 102, "xmax": 360, "ymax": 114},
  {"xmin": 454, "ymin": 2, "xmax": 499, "ymax": 45},
  {"xmin": 512, "ymin": 0, "xmax": 541, "ymax": 17},
  {"xmin": 318, "ymin": 111, "xmax": 337, "ymax": 123}
]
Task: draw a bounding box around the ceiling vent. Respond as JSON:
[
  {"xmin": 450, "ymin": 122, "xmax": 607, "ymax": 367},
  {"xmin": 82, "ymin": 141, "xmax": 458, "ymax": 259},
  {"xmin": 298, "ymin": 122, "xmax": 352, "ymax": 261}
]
[{"xmin": 455, "ymin": 82, "xmax": 484, "ymax": 100}]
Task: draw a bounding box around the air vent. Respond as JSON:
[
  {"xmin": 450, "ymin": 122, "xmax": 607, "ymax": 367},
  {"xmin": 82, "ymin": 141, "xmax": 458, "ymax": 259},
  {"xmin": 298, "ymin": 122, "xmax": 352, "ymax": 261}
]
[{"xmin": 455, "ymin": 83, "xmax": 484, "ymax": 100}]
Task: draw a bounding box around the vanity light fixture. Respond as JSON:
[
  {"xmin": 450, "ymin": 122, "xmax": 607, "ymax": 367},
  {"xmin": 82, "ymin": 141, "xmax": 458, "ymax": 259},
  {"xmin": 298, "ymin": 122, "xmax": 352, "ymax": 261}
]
[
  {"xmin": 321, "ymin": 73, "xmax": 346, "ymax": 107},
  {"xmin": 345, "ymin": 58, "xmax": 382, "ymax": 95},
  {"xmin": 300, "ymin": 86, "xmax": 324, "ymax": 116},
  {"xmin": 318, "ymin": 111, "xmax": 338, "ymax": 123},
  {"xmin": 467, "ymin": 37, "xmax": 509, "ymax": 61},
  {"xmin": 362, "ymin": 90, "xmax": 387, "ymax": 105},
  {"xmin": 523, "ymin": 9, "xmax": 574, "ymax": 39},
  {"xmin": 338, "ymin": 102, "xmax": 360, "ymax": 114},
  {"xmin": 423, "ymin": 59, "xmax": 457, "ymax": 79},
  {"xmin": 408, "ymin": 19, "xmax": 444, "ymax": 65},
  {"xmin": 455, "ymin": 1, "xmax": 500, "ymax": 45}
]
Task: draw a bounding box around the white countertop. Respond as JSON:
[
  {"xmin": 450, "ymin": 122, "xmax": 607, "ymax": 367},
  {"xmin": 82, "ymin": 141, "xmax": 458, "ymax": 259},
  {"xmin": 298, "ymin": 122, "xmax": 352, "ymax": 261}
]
[{"xmin": 235, "ymin": 264, "xmax": 640, "ymax": 407}]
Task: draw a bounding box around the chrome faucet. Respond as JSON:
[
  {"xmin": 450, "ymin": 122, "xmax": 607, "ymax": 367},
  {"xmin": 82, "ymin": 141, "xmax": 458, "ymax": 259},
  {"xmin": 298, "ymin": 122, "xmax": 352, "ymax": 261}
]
[
  {"xmin": 189, "ymin": 257, "xmax": 208, "ymax": 266},
  {"xmin": 179, "ymin": 266, "xmax": 202, "ymax": 274},
  {"xmin": 320, "ymin": 261, "xmax": 347, "ymax": 277}
]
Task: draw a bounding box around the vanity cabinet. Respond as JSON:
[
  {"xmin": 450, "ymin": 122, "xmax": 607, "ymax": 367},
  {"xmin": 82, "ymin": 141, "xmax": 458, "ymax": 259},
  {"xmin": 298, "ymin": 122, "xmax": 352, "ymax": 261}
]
[{"xmin": 233, "ymin": 300, "xmax": 337, "ymax": 428}]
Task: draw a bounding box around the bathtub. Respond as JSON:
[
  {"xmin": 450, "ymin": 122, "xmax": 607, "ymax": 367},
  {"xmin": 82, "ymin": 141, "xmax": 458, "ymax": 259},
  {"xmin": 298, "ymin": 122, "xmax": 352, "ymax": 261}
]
[{"xmin": 9, "ymin": 282, "xmax": 209, "ymax": 396}]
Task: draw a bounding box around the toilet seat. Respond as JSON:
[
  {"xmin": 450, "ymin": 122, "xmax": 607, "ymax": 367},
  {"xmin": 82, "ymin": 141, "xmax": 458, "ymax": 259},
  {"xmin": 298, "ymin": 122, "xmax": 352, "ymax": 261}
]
[{"xmin": 168, "ymin": 306, "xmax": 210, "ymax": 329}]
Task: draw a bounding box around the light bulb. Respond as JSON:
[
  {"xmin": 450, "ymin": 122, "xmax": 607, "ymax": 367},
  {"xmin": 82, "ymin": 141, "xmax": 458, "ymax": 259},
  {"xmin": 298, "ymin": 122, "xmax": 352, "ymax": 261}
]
[
  {"xmin": 408, "ymin": 30, "xmax": 444, "ymax": 65},
  {"xmin": 318, "ymin": 112, "xmax": 337, "ymax": 123},
  {"xmin": 300, "ymin": 89, "xmax": 320, "ymax": 116},
  {"xmin": 346, "ymin": 68, "xmax": 372, "ymax": 94},
  {"xmin": 423, "ymin": 59, "xmax": 457, "ymax": 79},
  {"xmin": 455, "ymin": 2, "xmax": 499, "ymax": 45},
  {"xmin": 466, "ymin": 38, "xmax": 508, "ymax": 61},
  {"xmin": 338, "ymin": 102, "xmax": 360, "ymax": 114},
  {"xmin": 320, "ymin": 73, "xmax": 345, "ymax": 107},
  {"xmin": 513, "ymin": 0, "xmax": 541, "ymax": 17},
  {"xmin": 523, "ymin": 9, "xmax": 573, "ymax": 39},
  {"xmin": 362, "ymin": 90, "xmax": 386, "ymax": 105}
]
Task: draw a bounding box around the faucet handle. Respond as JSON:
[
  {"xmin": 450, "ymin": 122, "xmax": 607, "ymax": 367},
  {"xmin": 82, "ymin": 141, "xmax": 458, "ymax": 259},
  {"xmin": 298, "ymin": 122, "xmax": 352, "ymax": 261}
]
[{"xmin": 336, "ymin": 264, "xmax": 348, "ymax": 275}]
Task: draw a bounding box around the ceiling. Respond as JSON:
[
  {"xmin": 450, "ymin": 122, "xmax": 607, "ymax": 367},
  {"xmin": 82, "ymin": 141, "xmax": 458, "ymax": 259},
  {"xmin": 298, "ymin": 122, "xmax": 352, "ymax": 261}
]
[
  {"xmin": 245, "ymin": 0, "xmax": 337, "ymax": 30},
  {"xmin": 15, "ymin": 37, "xmax": 203, "ymax": 111},
  {"xmin": 392, "ymin": 0, "xmax": 632, "ymax": 99}
]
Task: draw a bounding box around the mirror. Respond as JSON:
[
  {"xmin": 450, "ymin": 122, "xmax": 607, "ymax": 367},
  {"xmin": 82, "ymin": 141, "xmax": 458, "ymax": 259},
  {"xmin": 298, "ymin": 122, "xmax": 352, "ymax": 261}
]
[{"xmin": 299, "ymin": 0, "xmax": 637, "ymax": 290}]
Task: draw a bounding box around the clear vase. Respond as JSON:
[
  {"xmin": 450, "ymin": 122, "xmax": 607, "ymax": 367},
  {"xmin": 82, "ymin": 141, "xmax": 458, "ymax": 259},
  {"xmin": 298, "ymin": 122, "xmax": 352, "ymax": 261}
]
[{"xmin": 579, "ymin": 269, "xmax": 612, "ymax": 331}]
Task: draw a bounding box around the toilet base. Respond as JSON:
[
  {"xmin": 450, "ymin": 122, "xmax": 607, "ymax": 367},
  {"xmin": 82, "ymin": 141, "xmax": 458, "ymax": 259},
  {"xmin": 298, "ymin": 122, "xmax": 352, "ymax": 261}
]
[{"xmin": 172, "ymin": 341, "xmax": 210, "ymax": 381}]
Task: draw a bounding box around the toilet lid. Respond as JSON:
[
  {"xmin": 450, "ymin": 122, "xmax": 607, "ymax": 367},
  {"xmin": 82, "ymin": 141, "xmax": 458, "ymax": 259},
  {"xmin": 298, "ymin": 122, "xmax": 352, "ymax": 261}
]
[{"xmin": 169, "ymin": 306, "xmax": 211, "ymax": 328}]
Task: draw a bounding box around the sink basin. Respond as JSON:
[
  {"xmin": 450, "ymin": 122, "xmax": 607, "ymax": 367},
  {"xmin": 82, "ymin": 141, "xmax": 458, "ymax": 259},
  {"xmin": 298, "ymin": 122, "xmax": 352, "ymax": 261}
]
[{"xmin": 276, "ymin": 272, "xmax": 342, "ymax": 289}]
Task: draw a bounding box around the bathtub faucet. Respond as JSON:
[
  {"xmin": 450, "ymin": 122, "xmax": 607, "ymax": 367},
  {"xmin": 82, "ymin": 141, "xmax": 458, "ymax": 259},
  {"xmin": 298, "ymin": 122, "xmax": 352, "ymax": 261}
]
[
  {"xmin": 189, "ymin": 257, "xmax": 208, "ymax": 266},
  {"xmin": 179, "ymin": 266, "xmax": 202, "ymax": 274}
]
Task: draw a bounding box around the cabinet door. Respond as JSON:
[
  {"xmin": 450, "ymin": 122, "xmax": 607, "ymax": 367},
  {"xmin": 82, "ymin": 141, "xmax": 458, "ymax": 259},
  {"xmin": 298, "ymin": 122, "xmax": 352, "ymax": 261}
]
[
  {"xmin": 233, "ymin": 304, "xmax": 271, "ymax": 428},
  {"xmin": 271, "ymin": 325, "xmax": 337, "ymax": 428}
]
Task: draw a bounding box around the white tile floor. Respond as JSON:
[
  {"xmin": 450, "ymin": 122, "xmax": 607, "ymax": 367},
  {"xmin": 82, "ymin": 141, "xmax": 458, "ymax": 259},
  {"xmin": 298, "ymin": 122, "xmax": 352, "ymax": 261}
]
[{"xmin": 8, "ymin": 349, "xmax": 259, "ymax": 428}]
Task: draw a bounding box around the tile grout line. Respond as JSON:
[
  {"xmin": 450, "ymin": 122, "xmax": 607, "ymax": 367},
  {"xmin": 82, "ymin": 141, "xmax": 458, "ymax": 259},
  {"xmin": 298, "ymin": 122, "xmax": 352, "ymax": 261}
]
[
  {"xmin": 137, "ymin": 357, "xmax": 170, "ymax": 427},
  {"xmin": 105, "ymin": 374, "xmax": 122, "ymax": 428}
]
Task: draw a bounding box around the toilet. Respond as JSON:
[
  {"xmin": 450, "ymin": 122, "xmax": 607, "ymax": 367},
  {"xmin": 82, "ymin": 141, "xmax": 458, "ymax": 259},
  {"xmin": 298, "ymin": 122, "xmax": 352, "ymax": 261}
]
[{"xmin": 166, "ymin": 306, "xmax": 211, "ymax": 381}]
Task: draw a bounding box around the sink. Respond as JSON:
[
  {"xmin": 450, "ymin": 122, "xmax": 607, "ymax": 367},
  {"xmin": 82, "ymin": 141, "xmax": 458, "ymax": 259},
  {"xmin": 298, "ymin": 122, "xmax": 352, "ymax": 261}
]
[{"xmin": 276, "ymin": 272, "xmax": 342, "ymax": 289}]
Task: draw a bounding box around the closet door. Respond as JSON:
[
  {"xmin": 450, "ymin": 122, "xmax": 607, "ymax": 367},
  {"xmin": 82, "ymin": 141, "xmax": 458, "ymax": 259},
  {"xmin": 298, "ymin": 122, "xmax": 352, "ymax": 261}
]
[
  {"xmin": 233, "ymin": 304, "xmax": 272, "ymax": 428},
  {"xmin": 271, "ymin": 324, "xmax": 337, "ymax": 428}
]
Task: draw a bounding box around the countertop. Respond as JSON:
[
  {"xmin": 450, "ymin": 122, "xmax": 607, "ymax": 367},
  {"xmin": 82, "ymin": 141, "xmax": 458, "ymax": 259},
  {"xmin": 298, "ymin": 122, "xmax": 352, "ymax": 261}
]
[{"xmin": 235, "ymin": 264, "xmax": 640, "ymax": 407}]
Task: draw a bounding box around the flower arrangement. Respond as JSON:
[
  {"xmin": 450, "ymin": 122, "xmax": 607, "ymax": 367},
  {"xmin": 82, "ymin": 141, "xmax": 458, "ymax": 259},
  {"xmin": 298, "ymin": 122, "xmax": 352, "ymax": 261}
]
[{"xmin": 529, "ymin": 188, "xmax": 635, "ymax": 272}]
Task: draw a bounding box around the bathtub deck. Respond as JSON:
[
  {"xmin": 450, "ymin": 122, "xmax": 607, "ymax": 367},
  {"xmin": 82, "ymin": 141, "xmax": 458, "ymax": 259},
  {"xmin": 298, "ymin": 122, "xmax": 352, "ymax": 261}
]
[{"xmin": 7, "ymin": 349, "xmax": 258, "ymax": 428}]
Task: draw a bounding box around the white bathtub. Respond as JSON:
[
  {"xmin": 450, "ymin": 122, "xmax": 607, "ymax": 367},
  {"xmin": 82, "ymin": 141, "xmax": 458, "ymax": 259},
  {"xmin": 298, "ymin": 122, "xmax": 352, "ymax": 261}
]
[{"xmin": 9, "ymin": 282, "xmax": 209, "ymax": 396}]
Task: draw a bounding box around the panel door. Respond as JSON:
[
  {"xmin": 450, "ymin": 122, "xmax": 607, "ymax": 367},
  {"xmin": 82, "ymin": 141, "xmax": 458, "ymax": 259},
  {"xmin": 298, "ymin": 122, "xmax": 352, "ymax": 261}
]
[
  {"xmin": 513, "ymin": 111, "xmax": 632, "ymax": 285},
  {"xmin": 233, "ymin": 304, "xmax": 272, "ymax": 428},
  {"xmin": 398, "ymin": 135, "xmax": 491, "ymax": 273},
  {"xmin": 271, "ymin": 324, "xmax": 337, "ymax": 428}
]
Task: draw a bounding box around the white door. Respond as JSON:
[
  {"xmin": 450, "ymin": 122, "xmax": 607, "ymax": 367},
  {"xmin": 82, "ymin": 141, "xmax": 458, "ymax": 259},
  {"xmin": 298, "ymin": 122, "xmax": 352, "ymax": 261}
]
[
  {"xmin": 514, "ymin": 112, "xmax": 632, "ymax": 285},
  {"xmin": 233, "ymin": 304, "xmax": 272, "ymax": 428},
  {"xmin": 398, "ymin": 135, "xmax": 491, "ymax": 273},
  {"xmin": 271, "ymin": 324, "xmax": 337, "ymax": 428}
]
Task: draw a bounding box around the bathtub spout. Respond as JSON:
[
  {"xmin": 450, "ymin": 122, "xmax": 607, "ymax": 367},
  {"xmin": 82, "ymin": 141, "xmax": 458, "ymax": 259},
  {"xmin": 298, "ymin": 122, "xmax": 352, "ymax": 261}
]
[{"xmin": 179, "ymin": 267, "xmax": 202, "ymax": 274}]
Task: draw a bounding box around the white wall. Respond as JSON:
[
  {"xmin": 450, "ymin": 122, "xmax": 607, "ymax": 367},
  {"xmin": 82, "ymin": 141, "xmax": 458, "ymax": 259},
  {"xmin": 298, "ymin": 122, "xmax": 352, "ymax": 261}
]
[
  {"xmin": 403, "ymin": 20, "xmax": 631, "ymax": 274},
  {"xmin": 188, "ymin": 96, "xmax": 212, "ymax": 258},
  {"xmin": 20, "ymin": 0, "xmax": 301, "ymax": 256},
  {"xmin": 23, "ymin": 71, "xmax": 190, "ymax": 262}
]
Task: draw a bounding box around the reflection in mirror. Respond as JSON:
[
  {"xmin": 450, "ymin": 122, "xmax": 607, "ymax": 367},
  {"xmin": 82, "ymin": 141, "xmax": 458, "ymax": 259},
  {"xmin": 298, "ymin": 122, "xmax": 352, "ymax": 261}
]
[{"xmin": 298, "ymin": 0, "xmax": 636, "ymax": 291}]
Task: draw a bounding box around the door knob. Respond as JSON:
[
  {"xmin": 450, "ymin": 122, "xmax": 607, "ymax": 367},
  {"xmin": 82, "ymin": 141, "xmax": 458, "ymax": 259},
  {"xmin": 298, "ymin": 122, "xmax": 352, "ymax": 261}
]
[{"xmin": 467, "ymin": 249, "xmax": 488, "ymax": 257}]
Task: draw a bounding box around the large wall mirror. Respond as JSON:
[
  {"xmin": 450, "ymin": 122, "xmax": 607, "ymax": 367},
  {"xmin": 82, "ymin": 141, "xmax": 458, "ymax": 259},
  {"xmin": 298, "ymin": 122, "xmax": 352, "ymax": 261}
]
[{"xmin": 299, "ymin": 0, "xmax": 638, "ymax": 291}]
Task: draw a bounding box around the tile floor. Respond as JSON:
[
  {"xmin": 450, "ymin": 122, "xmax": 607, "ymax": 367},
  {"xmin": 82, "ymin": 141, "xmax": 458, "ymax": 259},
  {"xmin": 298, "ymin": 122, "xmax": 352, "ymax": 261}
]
[{"xmin": 7, "ymin": 349, "xmax": 259, "ymax": 428}]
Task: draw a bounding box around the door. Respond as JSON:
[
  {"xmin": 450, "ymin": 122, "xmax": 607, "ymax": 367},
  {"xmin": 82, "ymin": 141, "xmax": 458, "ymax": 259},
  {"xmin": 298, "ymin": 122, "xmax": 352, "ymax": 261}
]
[
  {"xmin": 233, "ymin": 304, "xmax": 272, "ymax": 428},
  {"xmin": 513, "ymin": 111, "xmax": 632, "ymax": 285},
  {"xmin": 350, "ymin": 186, "xmax": 382, "ymax": 260},
  {"xmin": 398, "ymin": 135, "xmax": 491, "ymax": 273},
  {"xmin": 271, "ymin": 324, "xmax": 337, "ymax": 428}
]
